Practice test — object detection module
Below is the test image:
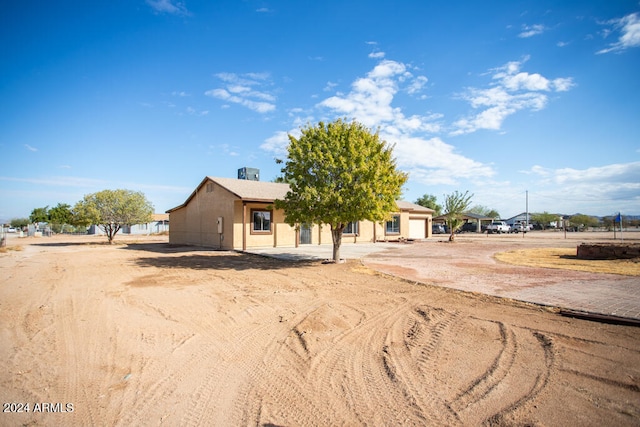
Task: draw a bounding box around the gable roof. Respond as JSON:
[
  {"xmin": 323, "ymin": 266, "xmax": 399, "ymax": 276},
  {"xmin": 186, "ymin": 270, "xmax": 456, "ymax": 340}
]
[
  {"xmin": 167, "ymin": 176, "xmax": 290, "ymax": 212},
  {"xmin": 167, "ymin": 176, "xmax": 433, "ymax": 215},
  {"xmin": 209, "ymin": 176, "xmax": 290, "ymax": 201},
  {"xmin": 396, "ymin": 200, "xmax": 434, "ymax": 213},
  {"xmin": 152, "ymin": 213, "xmax": 169, "ymax": 221}
]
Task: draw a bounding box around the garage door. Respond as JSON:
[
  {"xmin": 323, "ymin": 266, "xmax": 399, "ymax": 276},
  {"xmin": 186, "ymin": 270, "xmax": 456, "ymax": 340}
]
[{"xmin": 409, "ymin": 219, "xmax": 426, "ymax": 239}]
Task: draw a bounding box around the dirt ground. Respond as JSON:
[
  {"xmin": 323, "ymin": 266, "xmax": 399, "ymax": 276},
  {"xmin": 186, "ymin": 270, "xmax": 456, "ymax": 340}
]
[{"xmin": 1, "ymin": 233, "xmax": 639, "ymax": 426}]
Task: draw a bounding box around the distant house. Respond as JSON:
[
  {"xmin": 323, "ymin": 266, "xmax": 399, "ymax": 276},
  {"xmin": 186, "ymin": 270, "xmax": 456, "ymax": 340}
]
[
  {"xmin": 88, "ymin": 213, "xmax": 169, "ymax": 235},
  {"xmin": 166, "ymin": 176, "xmax": 434, "ymax": 250},
  {"xmin": 505, "ymin": 212, "xmax": 532, "ymax": 226}
]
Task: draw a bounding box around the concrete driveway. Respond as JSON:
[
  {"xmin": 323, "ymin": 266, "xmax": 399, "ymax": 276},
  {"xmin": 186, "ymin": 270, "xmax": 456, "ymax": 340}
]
[{"xmin": 247, "ymin": 242, "xmax": 401, "ymax": 261}]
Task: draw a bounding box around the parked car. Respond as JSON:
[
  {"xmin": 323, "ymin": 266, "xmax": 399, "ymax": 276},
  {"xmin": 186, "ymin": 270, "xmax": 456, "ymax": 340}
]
[
  {"xmin": 485, "ymin": 221, "xmax": 510, "ymax": 234},
  {"xmin": 432, "ymin": 224, "xmax": 446, "ymax": 234},
  {"xmin": 510, "ymin": 223, "xmax": 525, "ymax": 233},
  {"xmin": 458, "ymin": 222, "xmax": 479, "ymax": 233},
  {"xmin": 511, "ymin": 223, "xmax": 533, "ymax": 233}
]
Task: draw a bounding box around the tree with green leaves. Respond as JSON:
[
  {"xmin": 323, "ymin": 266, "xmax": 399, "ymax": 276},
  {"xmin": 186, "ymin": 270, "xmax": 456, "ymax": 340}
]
[
  {"xmin": 10, "ymin": 218, "xmax": 30, "ymax": 228},
  {"xmin": 48, "ymin": 203, "xmax": 73, "ymax": 233},
  {"xmin": 443, "ymin": 190, "xmax": 473, "ymax": 242},
  {"xmin": 415, "ymin": 194, "xmax": 442, "ymax": 216},
  {"xmin": 29, "ymin": 206, "xmax": 49, "ymax": 223},
  {"xmin": 72, "ymin": 189, "xmax": 154, "ymax": 244},
  {"xmin": 531, "ymin": 211, "xmax": 558, "ymax": 229},
  {"xmin": 275, "ymin": 119, "xmax": 408, "ymax": 262},
  {"xmin": 569, "ymin": 214, "xmax": 599, "ymax": 230}
]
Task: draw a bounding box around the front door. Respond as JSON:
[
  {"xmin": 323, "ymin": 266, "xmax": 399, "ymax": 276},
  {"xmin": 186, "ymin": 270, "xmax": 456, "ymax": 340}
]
[{"xmin": 300, "ymin": 223, "xmax": 312, "ymax": 245}]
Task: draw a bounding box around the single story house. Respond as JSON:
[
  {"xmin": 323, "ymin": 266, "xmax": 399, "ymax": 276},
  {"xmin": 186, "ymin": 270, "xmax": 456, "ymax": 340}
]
[{"xmin": 166, "ymin": 176, "xmax": 434, "ymax": 250}]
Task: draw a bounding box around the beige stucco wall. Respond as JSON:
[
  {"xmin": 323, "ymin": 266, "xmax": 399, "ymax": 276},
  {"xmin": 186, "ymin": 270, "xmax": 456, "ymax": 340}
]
[
  {"xmin": 232, "ymin": 202, "xmax": 298, "ymax": 249},
  {"xmin": 167, "ymin": 206, "xmax": 187, "ymax": 244},
  {"xmin": 168, "ymin": 180, "xmax": 236, "ymax": 249},
  {"xmin": 169, "ymin": 179, "xmax": 433, "ymax": 249},
  {"xmin": 306, "ymin": 211, "xmax": 432, "ymax": 245}
]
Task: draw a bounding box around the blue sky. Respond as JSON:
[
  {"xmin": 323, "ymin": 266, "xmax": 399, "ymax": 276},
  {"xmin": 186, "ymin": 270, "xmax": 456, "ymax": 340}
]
[{"xmin": 1, "ymin": 1, "xmax": 639, "ymax": 222}]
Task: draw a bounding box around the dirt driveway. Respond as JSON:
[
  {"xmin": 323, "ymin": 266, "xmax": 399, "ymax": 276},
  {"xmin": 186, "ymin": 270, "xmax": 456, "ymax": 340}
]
[{"xmin": 1, "ymin": 234, "xmax": 639, "ymax": 426}]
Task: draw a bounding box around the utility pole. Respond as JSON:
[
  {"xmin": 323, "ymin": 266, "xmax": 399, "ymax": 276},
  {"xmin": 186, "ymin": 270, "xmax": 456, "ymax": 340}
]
[
  {"xmin": 526, "ymin": 190, "xmax": 529, "ymax": 226},
  {"xmin": 524, "ymin": 190, "xmax": 529, "ymax": 238}
]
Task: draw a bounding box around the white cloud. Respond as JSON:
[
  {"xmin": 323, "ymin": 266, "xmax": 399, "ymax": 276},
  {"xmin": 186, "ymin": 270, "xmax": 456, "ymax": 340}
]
[
  {"xmin": 407, "ymin": 75, "xmax": 428, "ymax": 95},
  {"xmin": 323, "ymin": 81, "xmax": 338, "ymax": 92},
  {"xmin": 317, "ymin": 60, "xmax": 432, "ymax": 128},
  {"xmin": 368, "ymin": 51, "xmax": 385, "ymax": 59},
  {"xmin": 387, "ymin": 135, "xmax": 495, "ymax": 185},
  {"xmin": 259, "ymin": 131, "xmax": 291, "ymax": 156},
  {"xmin": 519, "ymin": 24, "xmax": 546, "ymax": 38},
  {"xmin": 452, "ymin": 58, "xmax": 573, "ymax": 135},
  {"xmin": 210, "ymin": 143, "xmax": 240, "ymax": 157},
  {"xmin": 262, "ymin": 58, "xmax": 491, "ymax": 186},
  {"xmin": 146, "ymin": 0, "xmax": 189, "ymax": 16},
  {"xmin": 552, "ymin": 77, "xmax": 575, "ymax": 92},
  {"xmin": 206, "ymin": 72, "xmax": 276, "ymax": 113},
  {"xmin": 24, "ymin": 144, "xmax": 38, "ymax": 152},
  {"xmin": 186, "ymin": 107, "xmax": 209, "ymax": 116},
  {"xmin": 597, "ymin": 12, "xmax": 640, "ymax": 54},
  {"xmin": 524, "ymin": 162, "xmax": 640, "ymax": 214},
  {"xmin": 502, "ymin": 72, "xmax": 550, "ymax": 91},
  {"xmin": 550, "ymin": 162, "xmax": 640, "ymax": 185}
]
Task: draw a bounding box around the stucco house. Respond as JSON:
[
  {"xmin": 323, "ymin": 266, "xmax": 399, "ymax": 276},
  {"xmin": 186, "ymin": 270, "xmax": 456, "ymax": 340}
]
[
  {"xmin": 166, "ymin": 176, "xmax": 433, "ymax": 250},
  {"xmin": 121, "ymin": 213, "xmax": 169, "ymax": 235}
]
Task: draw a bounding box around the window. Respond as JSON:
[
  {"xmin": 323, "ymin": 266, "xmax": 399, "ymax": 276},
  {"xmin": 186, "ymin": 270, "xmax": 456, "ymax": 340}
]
[
  {"xmin": 206, "ymin": 183, "xmax": 215, "ymax": 193},
  {"xmin": 252, "ymin": 210, "xmax": 271, "ymax": 233},
  {"xmin": 386, "ymin": 215, "xmax": 400, "ymax": 234},
  {"xmin": 343, "ymin": 221, "xmax": 359, "ymax": 235}
]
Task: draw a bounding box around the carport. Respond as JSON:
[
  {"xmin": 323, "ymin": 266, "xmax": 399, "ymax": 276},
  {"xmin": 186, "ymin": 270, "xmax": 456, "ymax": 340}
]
[{"xmin": 432, "ymin": 212, "xmax": 494, "ymax": 232}]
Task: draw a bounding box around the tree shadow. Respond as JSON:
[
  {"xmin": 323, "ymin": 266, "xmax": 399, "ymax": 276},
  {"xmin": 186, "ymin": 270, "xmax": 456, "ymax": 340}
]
[
  {"xmin": 33, "ymin": 241, "xmax": 113, "ymax": 247},
  {"xmin": 125, "ymin": 243, "xmax": 317, "ymax": 271},
  {"xmin": 121, "ymin": 242, "xmax": 217, "ymax": 254}
]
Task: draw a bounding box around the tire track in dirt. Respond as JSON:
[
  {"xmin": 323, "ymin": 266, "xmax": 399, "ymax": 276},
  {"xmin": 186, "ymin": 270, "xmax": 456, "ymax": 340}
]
[
  {"xmin": 378, "ymin": 304, "xmax": 463, "ymax": 425},
  {"xmin": 482, "ymin": 331, "xmax": 555, "ymax": 425},
  {"xmin": 448, "ymin": 320, "xmax": 518, "ymax": 416},
  {"xmin": 3, "ymin": 236, "xmax": 640, "ymax": 426},
  {"xmin": 258, "ymin": 299, "xmax": 437, "ymax": 425},
  {"xmin": 233, "ymin": 299, "xmax": 348, "ymax": 426},
  {"xmin": 179, "ymin": 295, "xmax": 332, "ymax": 426},
  {"xmin": 116, "ymin": 295, "xmax": 275, "ymax": 425}
]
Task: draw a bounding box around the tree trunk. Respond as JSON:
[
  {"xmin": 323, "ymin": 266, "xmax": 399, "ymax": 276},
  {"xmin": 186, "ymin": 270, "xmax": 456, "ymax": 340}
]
[
  {"xmin": 449, "ymin": 232, "xmax": 455, "ymax": 242},
  {"xmin": 104, "ymin": 223, "xmax": 119, "ymax": 244},
  {"xmin": 331, "ymin": 226, "xmax": 344, "ymax": 262}
]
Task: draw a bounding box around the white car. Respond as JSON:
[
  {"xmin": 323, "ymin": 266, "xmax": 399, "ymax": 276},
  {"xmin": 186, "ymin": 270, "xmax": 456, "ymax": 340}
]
[{"xmin": 510, "ymin": 223, "xmax": 532, "ymax": 233}]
